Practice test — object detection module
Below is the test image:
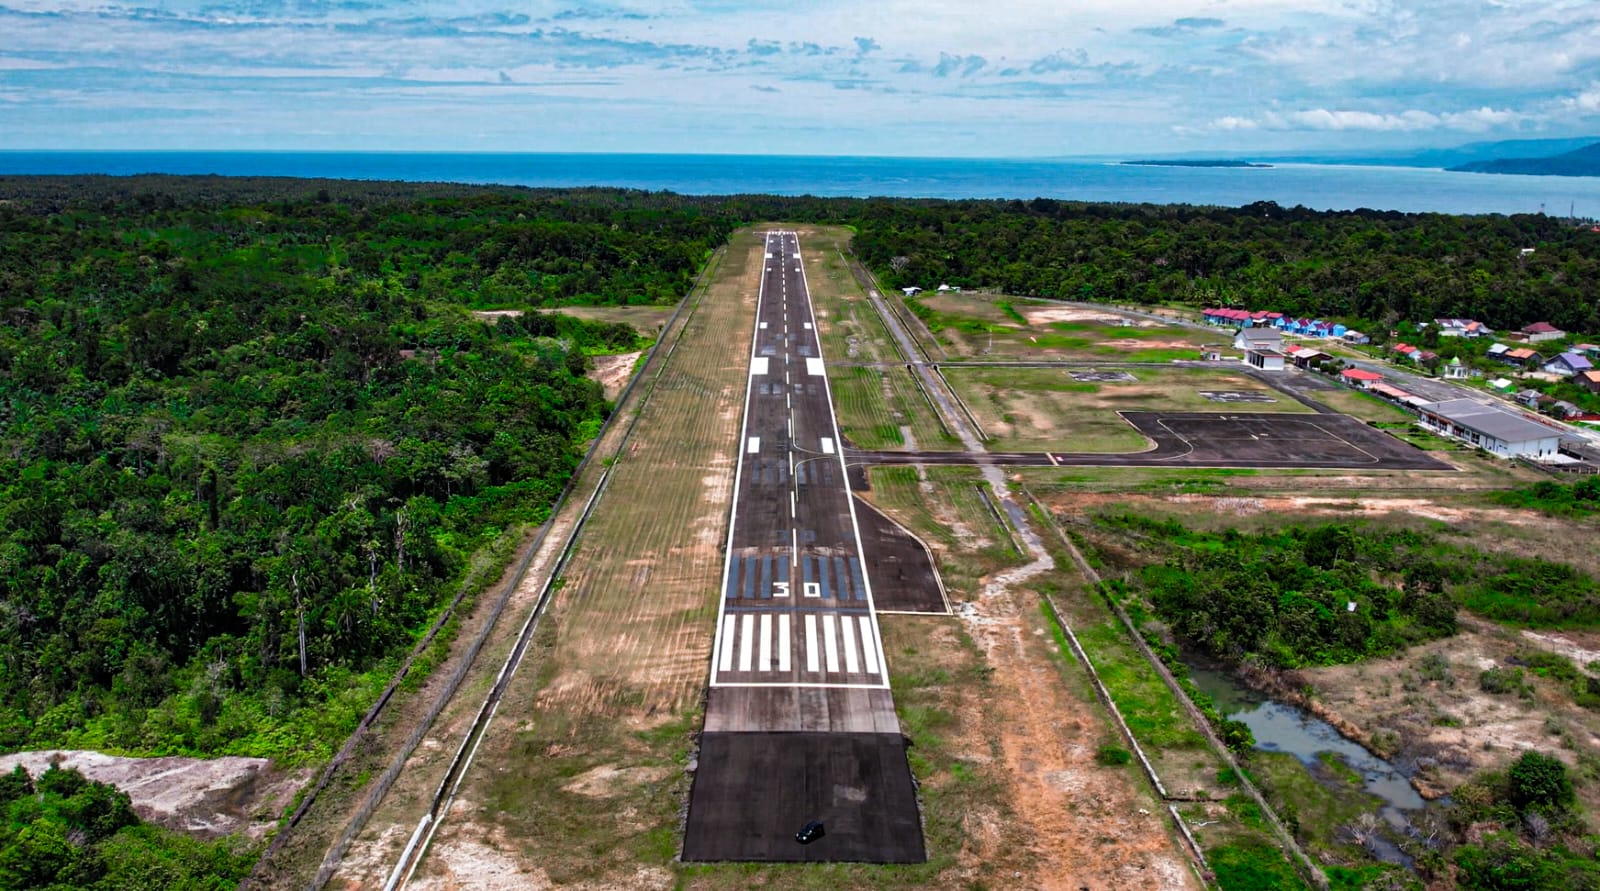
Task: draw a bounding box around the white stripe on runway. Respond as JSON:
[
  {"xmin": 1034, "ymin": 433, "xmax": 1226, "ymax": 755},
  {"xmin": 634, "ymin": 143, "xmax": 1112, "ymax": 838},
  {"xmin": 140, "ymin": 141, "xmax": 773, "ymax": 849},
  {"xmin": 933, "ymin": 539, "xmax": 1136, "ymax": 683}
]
[
  {"xmin": 758, "ymin": 614, "xmax": 772, "ymax": 672},
  {"xmin": 778, "ymin": 615, "xmax": 791, "ymax": 672},
  {"xmin": 719, "ymin": 616, "xmax": 736, "ymax": 673},
  {"xmin": 805, "ymin": 615, "xmax": 819, "ymax": 673},
  {"xmin": 859, "ymin": 616, "xmax": 879, "ymax": 675},
  {"xmin": 751, "ymin": 357, "xmax": 768, "ymax": 375},
  {"xmin": 823, "ymin": 614, "xmax": 840, "ymax": 673},
  {"xmin": 739, "ymin": 614, "xmax": 754, "ymax": 672},
  {"xmin": 820, "ymin": 437, "xmax": 835, "ymax": 455},
  {"xmin": 806, "ymin": 357, "xmax": 825, "ymax": 376},
  {"xmin": 746, "ymin": 436, "xmax": 760, "ymax": 454},
  {"xmin": 841, "ymin": 615, "xmax": 859, "ymax": 674}
]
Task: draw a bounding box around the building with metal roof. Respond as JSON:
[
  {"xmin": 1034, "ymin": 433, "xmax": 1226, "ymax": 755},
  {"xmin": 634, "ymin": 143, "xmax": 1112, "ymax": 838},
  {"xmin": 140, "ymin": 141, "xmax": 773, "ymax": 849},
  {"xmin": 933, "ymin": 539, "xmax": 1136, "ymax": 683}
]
[{"xmin": 1415, "ymin": 398, "xmax": 1565, "ymax": 458}]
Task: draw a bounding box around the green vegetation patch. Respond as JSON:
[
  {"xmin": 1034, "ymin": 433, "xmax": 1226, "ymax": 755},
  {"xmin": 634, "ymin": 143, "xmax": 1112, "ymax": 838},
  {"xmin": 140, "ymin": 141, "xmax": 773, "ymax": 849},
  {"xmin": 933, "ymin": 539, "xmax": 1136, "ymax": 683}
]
[
  {"xmin": 0, "ymin": 763, "xmax": 253, "ymax": 890},
  {"xmin": 1109, "ymin": 518, "xmax": 1458, "ymax": 667},
  {"xmin": 0, "ymin": 191, "xmax": 724, "ymax": 762}
]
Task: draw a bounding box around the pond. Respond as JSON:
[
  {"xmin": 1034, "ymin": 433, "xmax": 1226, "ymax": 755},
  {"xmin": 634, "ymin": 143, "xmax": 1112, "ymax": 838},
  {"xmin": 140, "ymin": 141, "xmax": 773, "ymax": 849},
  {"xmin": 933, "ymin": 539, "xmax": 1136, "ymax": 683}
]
[{"xmin": 1188, "ymin": 663, "xmax": 1427, "ymax": 865}]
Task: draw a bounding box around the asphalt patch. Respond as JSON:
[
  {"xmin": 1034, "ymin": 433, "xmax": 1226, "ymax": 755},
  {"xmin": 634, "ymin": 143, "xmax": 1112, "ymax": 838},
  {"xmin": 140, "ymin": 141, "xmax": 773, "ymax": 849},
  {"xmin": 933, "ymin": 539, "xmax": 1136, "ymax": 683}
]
[
  {"xmin": 1069, "ymin": 370, "xmax": 1138, "ymax": 383},
  {"xmin": 1200, "ymin": 390, "xmax": 1277, "ymax": 404},
  {"xmin": 846, "ymin": 412, "xmax": 1451, "ymax": 471},
  {"xmin": 682, "ymin": 732, "xmax": 926, "ymax": 863},
  {"xmin": 853, "ymin": 496, "xmax": 948, "ymax": 614},
  {"xmin": 1119, "ymin": 410, "xmax": 1448, "ymax": 468}
]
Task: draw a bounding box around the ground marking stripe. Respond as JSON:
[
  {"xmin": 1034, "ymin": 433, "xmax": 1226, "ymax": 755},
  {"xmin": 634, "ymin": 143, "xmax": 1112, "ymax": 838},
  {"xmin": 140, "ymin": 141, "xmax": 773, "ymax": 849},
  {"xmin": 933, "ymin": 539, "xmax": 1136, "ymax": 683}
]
[
  {"xmin": 841, "ymin": 615, "xmax": 859, "ymax": 674},
  {"xmin": 739, "ymin": 614, "xmax": 754, "ymax": 672},
  {"xmin": 791, "ymin": 232, "xmax": 893, "ymax": 691},
  {"xmin": 706, "ymin": 231, "xmax": 772, "ymax": 687},
  {"xmin": 718, "ymin": 616, "xmax": 735, "ymax": 673},
  {"xmin": 758, "ymin": 614, "xmax": 772, "ymax": 672},
  {"xmin": 805, "ymin": 615, "xmax": 819, "ymax": 672},
  {"xmin": 823, "ymin": 614, "xmax": 840, "ymax": 673},
  {"xmin": 859, "ymin": 616, "xmax": 879, "ymax": 675},
  {"xmin": 820, "ymin": 437, "xmax": 835, "ymax": 454},
  {"xmin": 778, "ymin": 615, "xmax": 791, "ymax": 673}
]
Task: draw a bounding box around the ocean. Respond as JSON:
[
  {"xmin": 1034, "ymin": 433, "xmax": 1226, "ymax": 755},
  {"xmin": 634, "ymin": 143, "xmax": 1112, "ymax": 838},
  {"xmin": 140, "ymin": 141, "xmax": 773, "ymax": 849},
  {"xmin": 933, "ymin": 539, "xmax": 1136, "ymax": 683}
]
[{"xmin": 3, "ymin": 150, "xmax": 1600, "ymax": 217}]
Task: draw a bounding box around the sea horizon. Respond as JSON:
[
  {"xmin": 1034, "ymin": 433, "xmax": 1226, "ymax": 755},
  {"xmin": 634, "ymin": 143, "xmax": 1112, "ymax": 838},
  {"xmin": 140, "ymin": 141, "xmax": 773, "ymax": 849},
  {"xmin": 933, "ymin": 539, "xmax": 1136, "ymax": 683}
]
[{"xmin": 3, "ymin": 149, "xmax": 1600, "ymax": 217}]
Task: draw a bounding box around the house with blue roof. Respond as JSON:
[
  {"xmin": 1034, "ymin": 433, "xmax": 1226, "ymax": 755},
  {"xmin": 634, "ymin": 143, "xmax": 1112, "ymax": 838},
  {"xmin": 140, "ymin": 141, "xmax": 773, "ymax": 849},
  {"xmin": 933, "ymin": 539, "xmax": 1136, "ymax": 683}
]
[{"xmin": 1544, "ymin": 351, "xmax": 1594, "ymax": 377}]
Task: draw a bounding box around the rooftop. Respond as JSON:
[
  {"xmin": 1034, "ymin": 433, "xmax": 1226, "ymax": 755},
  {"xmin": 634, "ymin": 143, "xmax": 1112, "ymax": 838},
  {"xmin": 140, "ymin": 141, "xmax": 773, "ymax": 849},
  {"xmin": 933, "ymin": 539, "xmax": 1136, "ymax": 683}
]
[{"xmin": 1418, "ymin": 398, "xmax": 1562, "ymax": 444}]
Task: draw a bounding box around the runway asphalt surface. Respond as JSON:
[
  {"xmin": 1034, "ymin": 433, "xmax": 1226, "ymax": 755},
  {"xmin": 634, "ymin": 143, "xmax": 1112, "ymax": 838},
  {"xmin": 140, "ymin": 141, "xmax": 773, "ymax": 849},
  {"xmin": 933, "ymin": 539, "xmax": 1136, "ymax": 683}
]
[{"xmin": 682, "ymin": 231, "xmax": 925, "ymax": 864}]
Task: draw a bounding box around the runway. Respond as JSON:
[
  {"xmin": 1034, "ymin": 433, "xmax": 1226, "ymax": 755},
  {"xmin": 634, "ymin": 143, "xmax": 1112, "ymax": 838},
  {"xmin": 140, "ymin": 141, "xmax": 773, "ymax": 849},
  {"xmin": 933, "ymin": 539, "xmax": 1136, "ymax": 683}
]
[{"xmin": 682, "ymin": 231, "xmax": 925, "ymax": 864}]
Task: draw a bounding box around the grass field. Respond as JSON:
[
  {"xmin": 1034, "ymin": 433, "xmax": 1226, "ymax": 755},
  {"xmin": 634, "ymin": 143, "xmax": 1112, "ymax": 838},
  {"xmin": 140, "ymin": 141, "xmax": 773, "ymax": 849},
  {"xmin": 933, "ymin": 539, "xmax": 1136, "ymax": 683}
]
[
  {"xmin": 941, "ymin": 365, "xmax": 1313, "ymax": 453},
  {"xmin": 859, "ymin": 465, "xmax": 1026, "ymax": 598},
  {"xmin": 1311, "ymin": 386, "xmax": 1416, "ymax": 424},
  {"xmin": 908, "ymin": 293, "xmax": 1216, "ymax": 362},
  {"xmin": 861, "ymin": 467, "xmax": 1201, "ymax": 887},
  {"xmin": 798, "ymin": 227, "xmax": 960, "ymax": 451}
]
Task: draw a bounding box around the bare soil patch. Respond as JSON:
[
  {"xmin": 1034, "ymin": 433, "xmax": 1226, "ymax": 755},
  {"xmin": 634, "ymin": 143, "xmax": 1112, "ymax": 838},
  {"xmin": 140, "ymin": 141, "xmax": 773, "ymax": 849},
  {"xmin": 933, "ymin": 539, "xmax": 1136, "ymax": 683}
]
[
  {"xmin": 588, "ymin": 351, "xmax": 641, "ymax": 401},
  {"xmin": 1094, "ymin": 338, "xmax": 1199, "ymax": 350},
  {"xmin": 0, "ymin": 750, "xmax": 307, "ymax": 839},
  {"xmin": 959, "ymin": 578, "xmax": 1198, "ymax": 889},
  {"xmin": 1020, "ymin": 306, "xmax": 1161, "ymax": 327}
]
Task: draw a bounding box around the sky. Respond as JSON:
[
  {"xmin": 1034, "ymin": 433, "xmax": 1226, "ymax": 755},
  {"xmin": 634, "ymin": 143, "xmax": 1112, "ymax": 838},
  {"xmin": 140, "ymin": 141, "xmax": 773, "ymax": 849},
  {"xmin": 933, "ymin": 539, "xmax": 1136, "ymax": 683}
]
[{"xmin": 2, "ymin": 0, "xmax": 1600, "ymax": 157}]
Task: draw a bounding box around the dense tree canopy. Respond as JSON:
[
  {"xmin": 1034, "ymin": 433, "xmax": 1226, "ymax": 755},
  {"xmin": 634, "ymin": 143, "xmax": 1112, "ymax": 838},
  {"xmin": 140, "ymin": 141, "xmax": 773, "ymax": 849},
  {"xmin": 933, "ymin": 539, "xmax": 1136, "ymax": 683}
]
[
  {"xmin": 0, "ymin": 185, "xmax": 724, "ymax": 761},
  {"xmin": 850, "ymin": 198, "xmax": 1600, "ymax": 333}
]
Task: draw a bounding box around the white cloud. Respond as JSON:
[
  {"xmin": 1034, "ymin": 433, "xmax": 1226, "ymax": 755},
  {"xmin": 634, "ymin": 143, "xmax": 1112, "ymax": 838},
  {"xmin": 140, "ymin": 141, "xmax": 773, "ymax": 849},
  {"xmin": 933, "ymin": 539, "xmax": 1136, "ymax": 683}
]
[{"xmin": 1215, "ymin": 104, "xmax": 1522, "ymax": 133}]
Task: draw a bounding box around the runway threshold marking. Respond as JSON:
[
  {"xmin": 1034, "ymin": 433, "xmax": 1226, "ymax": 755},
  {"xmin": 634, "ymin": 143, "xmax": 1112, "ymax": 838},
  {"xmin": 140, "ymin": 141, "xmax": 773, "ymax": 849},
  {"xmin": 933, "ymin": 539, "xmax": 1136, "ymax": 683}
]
[{"xmin": 805, "ymin": 615, "xmax": 820, "ymax": 672}]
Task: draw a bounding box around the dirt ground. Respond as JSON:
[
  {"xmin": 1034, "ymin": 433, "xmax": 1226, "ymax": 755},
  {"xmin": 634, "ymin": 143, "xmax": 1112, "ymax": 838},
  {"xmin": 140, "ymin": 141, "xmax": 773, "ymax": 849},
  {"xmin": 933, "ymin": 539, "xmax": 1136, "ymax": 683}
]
[
  {"xmin": 588, "ymin": 351, "xmax": 641, "ymax": 401},
  {"xmin": 0, "ymin": 750, "xmax": 307, "ymax": 839},
  {"xmin": 956, "ymin": 564, "xmax": 1200, "ymax": 889},
  {"xmin": 1019, "ymin": 306, "xmax": 1164, "ymax": 327},
  {"xmin": 469, "ymin": 305, "xmax": 676, "ymax": 335}
]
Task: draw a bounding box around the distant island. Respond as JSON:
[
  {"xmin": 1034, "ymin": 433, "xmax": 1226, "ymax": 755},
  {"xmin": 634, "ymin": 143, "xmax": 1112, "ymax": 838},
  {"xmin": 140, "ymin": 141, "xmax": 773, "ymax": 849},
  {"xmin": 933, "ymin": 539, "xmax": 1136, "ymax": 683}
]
[
  {"xmin": 1121, "ymin": 159, "xmax": 1272, "ymax": 169},
  {"xmin": 1450, "ymin": 141, "xmax": 1600, "ymax": 177}
]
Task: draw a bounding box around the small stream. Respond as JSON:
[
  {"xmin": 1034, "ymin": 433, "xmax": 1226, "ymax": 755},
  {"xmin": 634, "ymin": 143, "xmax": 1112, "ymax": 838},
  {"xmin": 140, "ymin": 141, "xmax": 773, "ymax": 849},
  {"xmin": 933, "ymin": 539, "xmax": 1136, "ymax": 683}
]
[{"xmin": 1187, "ymin": 663, "xmax": 1427, "ymax": 865}]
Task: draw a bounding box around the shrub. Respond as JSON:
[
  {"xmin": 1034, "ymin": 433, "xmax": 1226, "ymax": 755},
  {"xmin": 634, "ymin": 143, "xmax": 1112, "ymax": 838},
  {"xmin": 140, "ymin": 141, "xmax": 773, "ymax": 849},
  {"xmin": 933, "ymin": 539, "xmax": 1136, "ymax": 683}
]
[
  {"xmin": 1508, "ymin": 751, "xmax": 1574, "ymax": 812},
  {"xmin": 1096, "ymin": 744, "xmax": 1133, "ymax": 766},
  {"xmin": 1479, "ymin": 666, "xmax": 1530, "ymax": 698}
]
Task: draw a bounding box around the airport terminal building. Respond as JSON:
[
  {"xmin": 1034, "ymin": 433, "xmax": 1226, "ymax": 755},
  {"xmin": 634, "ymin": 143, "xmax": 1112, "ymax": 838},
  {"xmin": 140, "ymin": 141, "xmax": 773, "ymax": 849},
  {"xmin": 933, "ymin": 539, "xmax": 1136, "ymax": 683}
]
[{"xmin": 1415, "ymin": 398, "xmax": 1564, "ymax": 458}]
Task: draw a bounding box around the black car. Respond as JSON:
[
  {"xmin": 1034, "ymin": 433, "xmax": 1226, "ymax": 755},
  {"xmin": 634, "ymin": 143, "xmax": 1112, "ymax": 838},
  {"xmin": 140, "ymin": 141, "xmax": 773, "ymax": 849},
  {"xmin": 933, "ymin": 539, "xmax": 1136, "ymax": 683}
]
[{"xmin": 794, "ymin": 819, "xmax": 825, "ymax": 845}]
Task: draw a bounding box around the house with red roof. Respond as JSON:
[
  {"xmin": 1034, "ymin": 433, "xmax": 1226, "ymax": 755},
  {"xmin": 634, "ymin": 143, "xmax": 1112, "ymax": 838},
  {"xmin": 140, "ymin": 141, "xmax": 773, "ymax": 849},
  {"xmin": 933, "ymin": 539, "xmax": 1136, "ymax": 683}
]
[
  {"xmin": 1522, "ymin": 322, "xmax": 1566, "ymax": 343},
  {"xmin": 1340, "ymin": 368, "xmax": 1383, "ymax": 389}
]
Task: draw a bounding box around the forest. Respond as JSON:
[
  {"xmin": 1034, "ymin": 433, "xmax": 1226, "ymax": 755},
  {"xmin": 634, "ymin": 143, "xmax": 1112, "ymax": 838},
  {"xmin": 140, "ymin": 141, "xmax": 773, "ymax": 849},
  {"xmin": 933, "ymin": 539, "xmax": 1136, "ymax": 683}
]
[{"xmin": 0, "ymin": 183, "xmax": 728, "ymax": 763}]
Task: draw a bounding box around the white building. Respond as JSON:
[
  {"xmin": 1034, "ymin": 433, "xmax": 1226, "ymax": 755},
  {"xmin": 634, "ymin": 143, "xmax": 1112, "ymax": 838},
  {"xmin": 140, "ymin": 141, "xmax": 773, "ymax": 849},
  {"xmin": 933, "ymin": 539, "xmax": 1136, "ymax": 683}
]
[
  {"xmin": 1246, "ymin": 348, "xmax": 1285, "ymax": 371},
  {"xmin": 1234, "ymin": 327, "xmax": 1284, "ymax": 352},
  {"xmin": 1415, "ymin": 398, "xmax": 1564, "ymax": 458}
]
